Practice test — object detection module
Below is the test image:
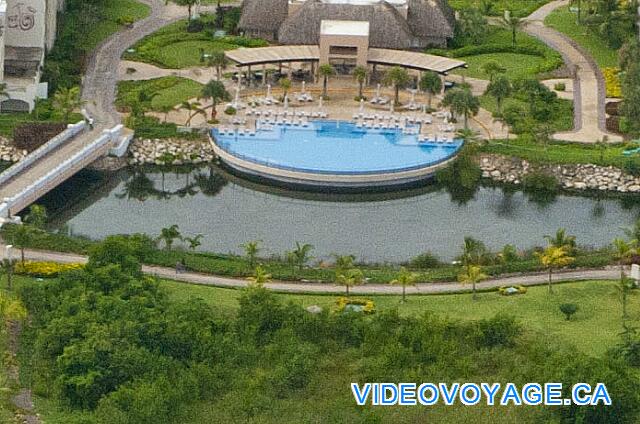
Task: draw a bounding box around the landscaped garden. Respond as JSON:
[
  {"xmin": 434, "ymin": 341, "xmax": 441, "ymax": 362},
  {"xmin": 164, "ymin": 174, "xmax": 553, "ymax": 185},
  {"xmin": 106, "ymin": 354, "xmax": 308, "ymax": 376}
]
[
  {"xmin": 123, "ymin": 14, "xmax": 268, "ymax": 69},
  {"xmin": 116, "ymin": 77, "xmax": 204, "ymax": 112},
  {"xmin": 449, "ymin": 0, "xmax": 551, "ymax": 17}
]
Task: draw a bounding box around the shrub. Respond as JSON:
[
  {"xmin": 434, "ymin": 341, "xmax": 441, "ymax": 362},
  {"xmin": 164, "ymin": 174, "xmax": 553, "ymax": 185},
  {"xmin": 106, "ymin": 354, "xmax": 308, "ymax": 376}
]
[
  {"xmin": 498, "ymin": 285, "xmax": 527, "ymax": 296},
  {"xmin": 116, "ymin": 15, "xmax": 135, "ymax": 27},
  {"xmin": 604, "ymin": 68, "xmax": 622, "ymax": 98},
  {"xmin": 409, "ymin": 252, "xmax": 442, "ymax": 269},
  {"xmin": 186, "ymin": 19, "xmax": 205, "ymax": 33},
  {"xmin": 477, "ymin": 314, "xmax": 520, "ymax": 348},
  {"xmin": 554, "ymin": 82, "xmax": 566, "ymax": 91},
  {"xmin": 224, "ymin": 106, "xmax": 237, "ymax": 116},
  {"xmin": 559, "ymin": 303, "xmax": 578, "ymax": 321},
  {"xmin": 14, "ymin": 261, "xmax": 84, "ymax": 278},
  {"xmin": 623, "ymin": 158, "xmax": 640, "ymax": 177},
  {"xmin": 522, "ymin": 171, "xmax": 558, "ymax": 193},
  {"xmin": 335, "ymin": 297, "xmax": 375, "ymax": 314}
]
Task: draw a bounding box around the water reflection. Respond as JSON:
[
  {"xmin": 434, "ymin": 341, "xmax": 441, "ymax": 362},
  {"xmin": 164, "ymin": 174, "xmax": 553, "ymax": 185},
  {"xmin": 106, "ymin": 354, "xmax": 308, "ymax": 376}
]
[{"xmin": 39, "ymin": 164, "xmax": 640, "ymax": 262}]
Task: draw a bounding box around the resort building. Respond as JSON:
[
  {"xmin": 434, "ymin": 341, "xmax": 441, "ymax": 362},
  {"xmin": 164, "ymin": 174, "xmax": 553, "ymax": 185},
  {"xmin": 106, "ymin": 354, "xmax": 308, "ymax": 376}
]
[
  {"xmin": 239, "ymin": 0, "xmax": 456, "ymax": 49},
  {"xmin": 0, "ymin": 0, "xmax": 61, "ymax": 112}
]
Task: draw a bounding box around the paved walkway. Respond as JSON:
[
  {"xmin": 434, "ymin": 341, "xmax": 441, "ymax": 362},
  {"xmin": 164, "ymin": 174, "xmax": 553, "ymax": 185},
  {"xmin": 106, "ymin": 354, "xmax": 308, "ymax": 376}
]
[
  {"xmin": 523, "ymin": 0, "xmax": 621, "ymax": 143},
  {"xmin": 9, "ymin": 245, "xmax": 619, "ymax": 295}
]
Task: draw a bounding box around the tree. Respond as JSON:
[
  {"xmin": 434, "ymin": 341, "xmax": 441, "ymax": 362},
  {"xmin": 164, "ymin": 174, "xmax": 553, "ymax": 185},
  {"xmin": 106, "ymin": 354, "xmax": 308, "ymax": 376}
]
[
  {"xmin": 207, "ymin": 50, "xmax": 228, "ymax": 81},
  {"xmin": 383, "ymin": 66, "xmax": 411, "ymax": 106},
  {"xmin": 353, "ymin": 66, "xmax": 368, "ymax": 100},
  {"xmin": 279, "ymin": 77, "xmax": 292, "ymax": 100},
  {"xmin": 559, "ymin": 303, "xmax": 578, "ymax": 320},
  {"xmin": 53, "ymin": 86, "xmax": 84, "ymax": 122},
  {"xmin": 613, "ymin": 238, "xmax": 637, "ymax": 281},
  {"xmin": 173, "ymin": 0, "xmax": 198, "ymax": 19},
  {"xmin": 180, "ymin": 100, "xmax": 206, "ymax": 126},
  {"xmin": 286, "ymin": 242, "xmax": 313, "ymax": 273},
  {"xmin": 24, "ymin": 204, "xmax": 47, "ymax": 229},
  {"xmin": 455, "ymin": 8, "xmax": 489, "ymax": 44},
  {"xmin": 485, "ymin": 76, "xmax": 512, "ymax": 115},
  {"xmin": 457, "ymin": 264, "xmax": 487, "ymax": 300},
  {"xmin": 199, "ymin": 80, "xmax": 230, "ymax": 120},
  {"xmin": 441, "ymin": 87, "xmax": 480, "ymax": 129},
  {"xmin": 157, "ymin": 225, "xmax": 182, "ymax": 250},
  {"xmin": 481, "ymin": 61, "xmax": 506, "ymax": 82},
  {"xmin": 242, "ymin": 240, "xmax": 261, "ymax": 268},
  {"xmin": 247, "ymin": 265, "xmax": 271, "ymax": 287},
  {"xmin": 336, "ymin": 268, "xmax": 365, "ymax": 297},
  {"xmin": 390, "ymin": 267, "xmax": 417, "ymax": 303},
  {"xmin": 500, "ymin": 10, "xmax": 523, "ymax": 46},
  {"xmin": 318, "ymin": 64, "xmax": 335, "ymax": 99},
  {"xmin": 544, "ymin": 228, "xmax": 577, "ymax": 255},
  {"xmin": 11, "ymin": 224, "xmax": 34, "ymax": 264},
  {"xmin": 536, "ymin": 246, "xmax": 574, "ymax": 294},
  {"xmin": 460, "ymin": 236, "xmax": 488, "ymax": 269},
  {"xmin": 333, "ymin": 254, "xmax": 356, "ymax": 279},
  {"xmin": 419, "ymin": 71, "xmax": 442, "ymax": 110},
  {"xmin": 184, "ymin": 234, "xmax": 204, "ymax": 251}
]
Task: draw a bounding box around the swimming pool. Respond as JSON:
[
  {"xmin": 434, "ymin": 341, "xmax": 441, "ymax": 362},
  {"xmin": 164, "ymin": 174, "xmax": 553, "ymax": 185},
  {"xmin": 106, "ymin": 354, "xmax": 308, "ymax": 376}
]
[{"xmin": 212, "ymin": 121, "xmax": 463, "ymax": 175}]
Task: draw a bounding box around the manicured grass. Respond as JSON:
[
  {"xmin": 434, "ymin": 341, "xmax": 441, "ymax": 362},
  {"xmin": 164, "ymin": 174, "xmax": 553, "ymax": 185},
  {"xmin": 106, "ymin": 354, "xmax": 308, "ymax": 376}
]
[
  {"xmin": 0, "ymin": 109, "xmax": 84, "ymax": 138},
  {"xmin": 481, "ymin": 137, "xmax": 629, "ymax": 167},
  {"xmin": 544, "ymin": 6, "xmax": 619, "ymax": 69},
  {"xmin": 77, "ymin": 0, "xmax": 150, "ymax": 51},
  {"xmin": 479, "ymin": 94, "xmax": 574, "ymax": 132},
  {"xmin": 124, "ymin": 17, "xmax": 268, "ymax": 68},
  {"xmin": 161, "ymin": 279, "xmax": 632, "ymax": 357},
  {"xmin": 458, "ymin": 52, "xmax": 547, "ymax": 80},
  {"xmin": 116, "ymin": 76, "xmax": 204, "ymax": 111},
  {"xmin": 450, "ymin": 0, "xmax": 551, "ymax": 17}
]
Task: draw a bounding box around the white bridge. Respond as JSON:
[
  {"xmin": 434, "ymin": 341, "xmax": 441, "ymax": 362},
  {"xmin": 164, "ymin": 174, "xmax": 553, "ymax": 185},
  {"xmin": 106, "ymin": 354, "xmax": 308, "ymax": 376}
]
[{"xmin": 0, "ymin": 122, "xmax": 132, "ymax": 222}]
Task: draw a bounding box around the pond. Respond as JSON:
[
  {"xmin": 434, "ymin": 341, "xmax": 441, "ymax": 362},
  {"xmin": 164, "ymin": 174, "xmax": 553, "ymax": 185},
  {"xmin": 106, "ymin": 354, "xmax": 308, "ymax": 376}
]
[{"xmin": 39, "ymin": 164, "xmax": 640, "ymax": 263}]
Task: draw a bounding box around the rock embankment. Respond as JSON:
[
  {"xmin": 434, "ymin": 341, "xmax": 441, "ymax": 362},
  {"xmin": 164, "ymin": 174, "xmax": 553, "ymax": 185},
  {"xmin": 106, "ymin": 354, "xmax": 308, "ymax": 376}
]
[
  {"xmin": 128, "ymin": 138, "xmax": 215, "ymax": 166},
  {"xmin": 0, "ymin": 137, "xmax": 27, "ymax": 163},
  {"xmin": 479, "ymin": 154, "xmax": 640, "ymax": 193}
]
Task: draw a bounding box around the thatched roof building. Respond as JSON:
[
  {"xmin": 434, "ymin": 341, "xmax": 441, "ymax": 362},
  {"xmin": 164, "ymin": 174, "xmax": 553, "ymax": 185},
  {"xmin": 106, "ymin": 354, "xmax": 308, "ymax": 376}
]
[{"xmin": 239, "ymin": 0, "xmax": 456, "ymax": 49}]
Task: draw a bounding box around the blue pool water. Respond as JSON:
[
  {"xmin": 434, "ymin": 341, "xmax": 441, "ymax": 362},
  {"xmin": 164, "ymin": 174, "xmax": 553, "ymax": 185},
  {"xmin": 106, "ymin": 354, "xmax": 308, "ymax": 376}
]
[{"xmin": 212, "ymin": 121, "xmax": 463, "ymax": 174}]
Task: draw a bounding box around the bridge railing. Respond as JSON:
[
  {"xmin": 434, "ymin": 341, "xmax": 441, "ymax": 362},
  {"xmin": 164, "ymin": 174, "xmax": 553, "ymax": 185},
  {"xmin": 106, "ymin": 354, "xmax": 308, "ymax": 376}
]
[
  {"xmin": 0, "ymin": 121, "xmax": 86, "ymax": 187},
  {"xmin": 2, "ymin": 129, "xmax": 114, "ymax": 217}
]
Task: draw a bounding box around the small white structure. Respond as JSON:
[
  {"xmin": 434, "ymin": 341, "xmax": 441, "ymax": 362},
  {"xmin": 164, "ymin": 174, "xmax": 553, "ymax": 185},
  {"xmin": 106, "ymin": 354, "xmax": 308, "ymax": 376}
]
[{"xmin": 0, "ymin": 0, "xmax": 60, "ymax": 112}]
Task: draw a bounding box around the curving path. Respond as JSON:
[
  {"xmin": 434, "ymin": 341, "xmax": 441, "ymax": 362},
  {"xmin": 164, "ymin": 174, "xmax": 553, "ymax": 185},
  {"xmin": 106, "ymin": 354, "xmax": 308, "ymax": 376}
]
[
  {"xmin": 7, "ymin": 245, "xmax": 620, "ymax": 295},
  {"xmin": 523, "ymin": 0, "xmax": 621, "ymax": 143}
]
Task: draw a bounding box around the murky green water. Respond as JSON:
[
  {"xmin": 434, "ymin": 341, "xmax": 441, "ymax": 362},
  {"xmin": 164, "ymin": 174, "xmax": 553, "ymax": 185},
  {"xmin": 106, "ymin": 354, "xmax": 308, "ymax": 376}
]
[{"xmin": 40, "ymin": 165, "xmax": 640, "ymax": 263}]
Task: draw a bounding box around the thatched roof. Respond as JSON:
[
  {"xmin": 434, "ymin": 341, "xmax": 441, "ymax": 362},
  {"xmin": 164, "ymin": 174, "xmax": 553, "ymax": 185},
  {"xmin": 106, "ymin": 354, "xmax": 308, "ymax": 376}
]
[
  {"xmin": 238, "ymin": 0, "xmax": 289, "ymax": 33},
  {"xmin": 278, "ymin": 0, "xmax": 414, "ymax": 50},
  {"xmin": 406, "ymin": 0, "xmax": 455, "ymax": 40}
]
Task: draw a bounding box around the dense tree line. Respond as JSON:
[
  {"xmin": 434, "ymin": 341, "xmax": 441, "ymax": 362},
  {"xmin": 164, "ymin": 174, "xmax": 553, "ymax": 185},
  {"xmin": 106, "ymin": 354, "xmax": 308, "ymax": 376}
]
[{"xmin": 12, "ymin": 236, "xmax": 640, "ymax": 422}]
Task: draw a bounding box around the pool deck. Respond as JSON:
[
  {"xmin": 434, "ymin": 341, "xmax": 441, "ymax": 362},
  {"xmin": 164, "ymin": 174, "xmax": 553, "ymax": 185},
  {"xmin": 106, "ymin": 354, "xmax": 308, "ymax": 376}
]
[{"xmin": 210, "ymin": 135, "xmax": 459, "ymax": 190}]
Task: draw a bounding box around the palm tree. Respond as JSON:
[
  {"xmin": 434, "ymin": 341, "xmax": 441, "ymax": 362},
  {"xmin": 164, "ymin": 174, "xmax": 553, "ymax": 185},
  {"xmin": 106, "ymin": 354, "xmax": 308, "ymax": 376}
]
[
  {"xmin": 247, "ymin": 265, "xmax": 271, "ymax": 287},
  {"xmin": 383, "ymin": 66, "xmax": 411, "ymax": 106},
  {"xmin": 441, "ymin": 87, "xmax": 480, "ymax": 129},
  {"xmin": 501, "ymin": 10, "xmax": 524, "ymax": 47},
  {"xmin": 336, "ymin": 268, "xmax": 365, "ymax": 297},
  {"xmin": 199, "ymin": 80, "xmax": 230, "ymax": 120},
  {"xmin": 318, "ymin": 64, "xmax": 335, "ymax": 99},
  {"xmin": 184, "ymin": 234, "xmax": 204, "ymax": 251},
  {"xmin": 485, "ymin": 76, "xmax": 512, "ymax": 115},
  {"xmin": 53, "ymin": 86, "xmax": 85, "ymax": 122},
  {"xmin": 11, "ymin": 225, "xmax": 33, "ymax": 264},
  {"xmin": 207, "ymin": 50, "xmax": 228, "ymax": 81},
  {"xmin": 419, "ymin": 71, "xmax": 442, "ymax": 110},
  {"xmin": 333, "ymin": 254, "xmax": 356, "ymax": 279},
  {"xmin": 544, "ymin": 228, "xmax": 577, "ymax": 255},
  {"xmin": 460, "ymin": 236, "xmax": 487, "ymax": 270},
  {"xmin": 288, "ymin": 242, "xmax": 313, "ymax": 272},
  {"xmin": 481, "ymin": 61, "xmax": 506, "ymax": 82},
  {"xmin": 24, "ymin": 204, "xmax": 47, "ymax": 229},
  {"xmin": 279, "ymin": 77, "xmax": 292, "ymax": 101},
  {"xmin": 390, "ymin": 267, "xmax": 417, "ymax": 303},
  {"xmin": 457, "ymin": 265, "xmax": 488, "ymax": 300},
  {"xmin": 158, "ymin": 224, "xmax": 182, "ymax": 250},
  {"xmin": 180, "ymin": 100, "xmax": 206, "ymax": 126},
  {"xmin": 242, "ymin": 240, "xmax": 261, "ymax": 268},
  {"xmin": 612, "ymin": 238, "xmax": 638, "ymax": 281},
  {"xmin": 455, "ymin": 128, "xmax": 482, "ymax": 144},
  {"xmin": 353, "ymin": 66, "xmax": 368, "ymax": 100},
  {"xmin": 536, "ymin": 246, "xmax": 575, "ymax": 294}
]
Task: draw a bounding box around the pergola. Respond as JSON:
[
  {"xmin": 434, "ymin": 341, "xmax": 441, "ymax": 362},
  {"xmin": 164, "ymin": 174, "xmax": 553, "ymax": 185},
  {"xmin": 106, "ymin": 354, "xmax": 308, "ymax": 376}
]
[{"xmin": 225, "ymin": 45, "xmax": 467, "ymax": 85}]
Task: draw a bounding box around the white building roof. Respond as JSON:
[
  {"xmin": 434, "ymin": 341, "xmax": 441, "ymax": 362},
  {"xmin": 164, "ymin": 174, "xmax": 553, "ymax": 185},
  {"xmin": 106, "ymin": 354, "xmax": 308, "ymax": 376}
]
[{"xmin": 320, "ymin": 20, "xmax": 370, "ymax": 37}]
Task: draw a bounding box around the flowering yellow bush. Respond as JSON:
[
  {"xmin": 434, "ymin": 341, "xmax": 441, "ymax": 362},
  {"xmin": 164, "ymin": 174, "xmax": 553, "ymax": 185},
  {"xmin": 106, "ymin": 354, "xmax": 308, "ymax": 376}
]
[
  {"xmin": 14, "ymin": 261, "xmax": 84, "ymax": 278},
  {"xmin": 604, "ymin": 67, "xmax": 621, "ymax": 98},
  {"xmin": 335, "ymin": 297, "xmax": 376, "ymax": 314}
]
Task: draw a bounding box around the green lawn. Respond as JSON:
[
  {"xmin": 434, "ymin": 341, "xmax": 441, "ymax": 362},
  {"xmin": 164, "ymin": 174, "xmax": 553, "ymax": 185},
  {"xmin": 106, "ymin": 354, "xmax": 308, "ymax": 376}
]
[
  {"xmin": 76, "ymin": 0, "xmax": 150, "ymax": 52},
  {"xmin": 116, "ymin": 76, "xmax": 204, "ymax": 111},
  {"xmin": 481, "ymin": 137, "xmax": 629, "ymax": 167},
  {"xmin": 544, "ymin": 6, "xmax": 619, "ymax": 69},
  {"xmin": 161, "ymin": 279, "xmax": 629, "ymax": 357},
  {"xmin": 124, "ymin": 17, "xmax": 268, "ymax": 68},
  {"xmin": 458, "ymin": 52, "xmax": 548, "ymax": 80},
  {"xmin": 450, "ymin": 0, "xmax": 551, "ymax": 17}
]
